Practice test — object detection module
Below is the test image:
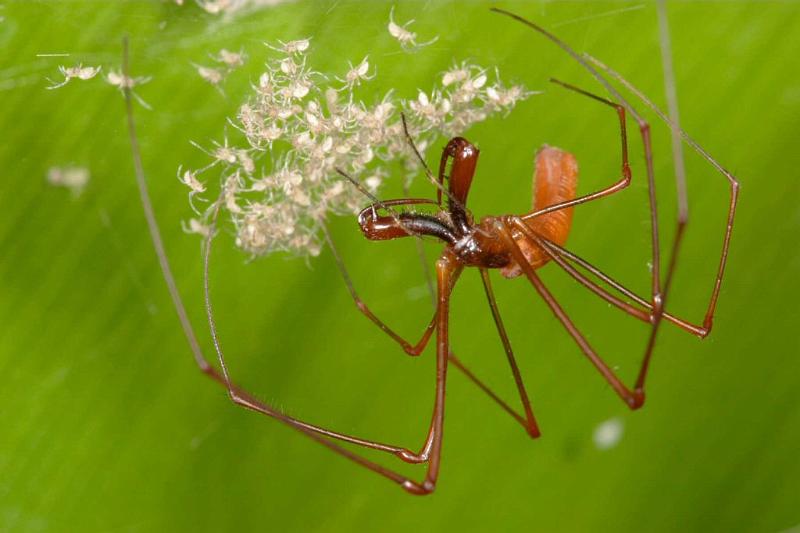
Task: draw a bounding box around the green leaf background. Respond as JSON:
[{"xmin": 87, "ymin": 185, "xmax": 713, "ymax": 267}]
[{"xmin": 1, "ymin": 1, "xmax": 799, "ymax": 531}]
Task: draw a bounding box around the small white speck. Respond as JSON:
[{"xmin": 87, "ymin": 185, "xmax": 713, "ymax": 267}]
[
  {"xmin": 593, "ymin": 417, "xmax": 624, "ymax": 450},
  {"xmin": 405, "ymin": 284, "xmax": 431, "ymax": 301}
]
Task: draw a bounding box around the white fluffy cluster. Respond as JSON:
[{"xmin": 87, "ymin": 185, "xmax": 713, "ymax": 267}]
[{"xmin": 184, "ymin": 39, "xmax": 531, "ymax": 257}]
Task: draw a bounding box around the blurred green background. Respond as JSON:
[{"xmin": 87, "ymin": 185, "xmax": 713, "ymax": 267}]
[{"xmin": 1, "ymin": 1, "xmax": 799, "ymax": 531}]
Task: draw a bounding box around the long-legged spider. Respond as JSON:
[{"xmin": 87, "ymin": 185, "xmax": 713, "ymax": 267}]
[{"xmin": 123, "ymin": 8, "xmax": 739, "ymax": 495}]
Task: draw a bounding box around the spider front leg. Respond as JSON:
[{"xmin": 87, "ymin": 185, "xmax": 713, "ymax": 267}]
[
  {"xmin": 399, "ymin": 252, "xmax": 462, "ymax": 493},
  {"xmin": 322, "ymin": 222, "xmax": 436, "ymax": 357}
]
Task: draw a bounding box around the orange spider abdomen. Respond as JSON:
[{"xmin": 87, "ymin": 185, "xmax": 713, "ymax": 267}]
[{"xmin": 501, "ymin": 145, "xmax": 578, "ymax": 278}]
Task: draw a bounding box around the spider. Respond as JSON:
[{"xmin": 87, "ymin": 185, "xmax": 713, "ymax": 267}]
[{"xmin": 123, "ymin": 8, "xmax": 739, "ymax": 495}]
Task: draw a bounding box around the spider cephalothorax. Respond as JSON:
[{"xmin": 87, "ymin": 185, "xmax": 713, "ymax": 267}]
[{"xmin": 357, "ymin": 138, "xmax": 579, "ymax": 275}]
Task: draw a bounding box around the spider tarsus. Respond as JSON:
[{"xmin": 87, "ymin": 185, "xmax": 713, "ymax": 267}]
[
  {"xmin": 700, "ymin": 317, "xmax": 714, "ymax": 338},
  {"xmin": 622, "ymin": 162, "xmax": 632, "ymax": 181},
  {"xmin": 396, "ymin": 449, "xmax": 427, "ymax": 464},
  {"xmin": 628, "ymin": 390, "xmax": 646, "ymax": 410},
  {"xmin": 402, "ymin": 480, "xmax": 435, "ymax": 496}
]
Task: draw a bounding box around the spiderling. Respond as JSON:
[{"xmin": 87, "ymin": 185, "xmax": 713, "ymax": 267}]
[
  {"xmin": 194, "ymin": 48, "xmax": 247, "ymax": 91},
  {"xmin": 388, "ymin": 7, "xmax": 439, "ymax": 52},
  {"xmin": 47, "ymin": 166, "xmax": 90, "ymax": 197},
  {"xmin": 46, "ymin": 64, "xmax": 102, "ymax": 90}
]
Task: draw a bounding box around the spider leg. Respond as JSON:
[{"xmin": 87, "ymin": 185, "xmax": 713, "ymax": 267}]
[
  {"xmin": 400, "ymin": 252, "xmax": 461, "ymax": 494},
  {"xmin": 520, "ymin": 78, "xmax": 632, "ymax": 221},
  {"xmin": 655, "ymin": 0, "xmax": 689, "ymax": 299},
  {"xmin": 202, "ymin": 202, "xmax": 454, "ymax": 470},
  {"xmin": 322, "ymin": 222, "xmax": 436, "ymax": 356},
  {"xmin": 480, "ymin": 268, "xmax": 541, "ymax": 438},
  {"xmin": 497, "ymin": 220, "xmax": 644, "ymax": 408}
]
